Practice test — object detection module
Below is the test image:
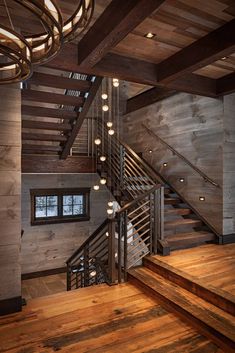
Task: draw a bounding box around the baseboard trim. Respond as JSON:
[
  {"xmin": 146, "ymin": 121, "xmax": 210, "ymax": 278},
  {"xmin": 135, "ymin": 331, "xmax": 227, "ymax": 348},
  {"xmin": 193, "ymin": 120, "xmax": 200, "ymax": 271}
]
[
  {"xmin": 221, "ymin": 233, "xmax": 235, "ymax": 245},
  {"xmin": 22, "ymin": 267, "xmax": 67, "ymax": 280},
  {"xmin": 0, "ymin": 296, "xmax": 22, "ymax": 316}
]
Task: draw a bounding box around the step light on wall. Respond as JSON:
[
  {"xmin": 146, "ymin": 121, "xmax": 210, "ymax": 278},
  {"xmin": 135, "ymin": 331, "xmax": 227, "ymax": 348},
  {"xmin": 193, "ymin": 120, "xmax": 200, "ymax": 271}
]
[
  {"xmin": 199, "ymin": 196, "xmax": 205, "ymax": 201},
  {"xmin": 145, "ymin": 32, "xmax": 156, "ymax": 39},
  {"xmin": 163, "ymin": 162, "xmax": 168, "ymax": 167},
  {"xmin": 179, "ymin": 178, "xmax": 185, "ymax": 183},
  {"xmin": 148, "ymin": 149, "xmax": 153, "ymax": 154}
]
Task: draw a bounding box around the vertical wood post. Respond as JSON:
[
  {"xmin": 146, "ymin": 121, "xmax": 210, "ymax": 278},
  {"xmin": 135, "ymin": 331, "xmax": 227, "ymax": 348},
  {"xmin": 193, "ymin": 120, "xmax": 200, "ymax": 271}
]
[
  {"xmin": 123, "ymin": 211, "xmax": 128, "ymax": 281},
  {"xmin": 117, "ymin": 214, "xmax": 122, "ymax": 283},
  {"xmin": 153, "ymin": 186, "xmax": 164, "ymax": 253},
  {"xmin": 66, "ymin": 265, "xmax": 71, "ymax": 291},
  {"xmin": 108, "ymin": 219, "xmax": 117, "ymax": 284},
  {"xmin": 119, "ymin": 145, "xmax": 125, "ymax": 190}
]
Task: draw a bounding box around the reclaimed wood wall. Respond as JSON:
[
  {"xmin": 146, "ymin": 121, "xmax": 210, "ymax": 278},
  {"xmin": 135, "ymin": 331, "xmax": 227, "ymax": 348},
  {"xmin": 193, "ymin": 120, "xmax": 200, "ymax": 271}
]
[
  {"xmin": 123, "ymin": 93, "xmax": 224, "ymax": 234},
  {"xmin": 21, "ymin": 174, "xmax": 111, "ymax": 274},
  {"xmin": 0, "ymin": 85, "xmax": 21, "ymax": 303},
  {"xmin": 223, "ymin": 93, "xmax": 235, "ymax": 235}
]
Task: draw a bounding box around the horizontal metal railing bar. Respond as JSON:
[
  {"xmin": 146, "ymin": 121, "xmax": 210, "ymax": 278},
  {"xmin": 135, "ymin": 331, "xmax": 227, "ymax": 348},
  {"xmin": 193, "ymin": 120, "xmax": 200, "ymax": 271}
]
[
  {"xmin": 128, "ymin": 235, "xmax": 151, "ymax": 255},
  {"xmin": 142, "ymin": 123, "xmax": 220, "ymax": 188},
  {"xmin": 127, "ymin": 220, "xmax": 150, "ymax": 238},
  {"xmin": 66, "ymin": 219, "xmax": 109, "ymax": 264},
  {"xmin": 116, "ymin": 185, "xmax": 160, "ymax": 214},
  {"xmin": 127, "ymin": 206, "xmax": 150, "ymax": 224},
  {"xmin": 124, "ymin": 155, "xmax": 154, "ymax": 185},
  {"xmin": 128, "ymin": 199, "xmax": 150, "ymax": 217},
  {"xmin": 90, "ymin": 238, "xmax": 108, "ymax": 256},
  {"xmin": 127, "ymin": 213, "xmax": 150, "ymax": 232},
  {"xmin": 127, "ymin": 243, "xmax": 151, "ymax": 268},
  {"xmin": 128, "ymin": 228, "xmax": 150, "ymax": 245}
]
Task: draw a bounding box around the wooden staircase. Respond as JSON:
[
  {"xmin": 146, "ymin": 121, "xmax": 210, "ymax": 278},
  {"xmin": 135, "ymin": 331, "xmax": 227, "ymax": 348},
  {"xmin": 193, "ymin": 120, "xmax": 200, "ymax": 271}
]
[{"xmin": 128, "ymin": 257, "xmax": 235, "ymax": 352}]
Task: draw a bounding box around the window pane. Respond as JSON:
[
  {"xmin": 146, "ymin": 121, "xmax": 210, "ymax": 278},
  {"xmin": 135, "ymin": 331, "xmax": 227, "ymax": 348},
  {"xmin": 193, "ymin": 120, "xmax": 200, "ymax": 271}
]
[
  {"xmin": 47, "ymin": 206, "xmax": 58, "ymax": 217},
  {"xmin": 73, "ymin": 204, "xmax": 84, "ymax": 215},
  {"xmin": 47, "ymin": 196, "xmax": 58, "ymax": 207},
  {"xmin": 35, "ymin": 207, "xmax": 46, "ymax": 218},
  {"xmin": 35, "ymin": 196, "xmax": 46, "ymax": 207},
  {"xmin": 63, "ymin": 205, "xmax": 73, "ymax": 216},
  {"xmin": 73, "ymin": 195, "xmax": 83, "ymax": 205},
  {"xmin": 63, "ymin": 195, "xmax": 73, "ymax": 206}
]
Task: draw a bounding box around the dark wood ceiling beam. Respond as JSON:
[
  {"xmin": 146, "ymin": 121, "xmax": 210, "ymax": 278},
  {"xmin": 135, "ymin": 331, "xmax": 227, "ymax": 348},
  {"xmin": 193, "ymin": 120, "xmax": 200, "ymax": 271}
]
[
  {"xmin": 46, "ymin": 45, "xmax": 217, "ymax": 97},
  {"xmin": 28, "ymin": 72, "xmax": 91, "ymax": 91},
  {"xmin": 216, "ymin": 72, "xmax": 235, "ymax": 96},
  {"xmin": 22, "ymin": 120, "xmax": 72, "ymax": 131},
  {"xmin": 22, "ymin": 89, "xmax": 85, "ymax": 107},
  {"xmin": 22, "ymin": 105, "xmax": 77, "ymax": 120},
  {"xmin": 76, "ymin": 0, "xmax": 165, "ymax": 67},
  {"xmin": 126, "ymin": 87, "xmax": 177, "ymax": 114},
  {"xmin": 157, "ymin": 19, "xmax": 235, "ymax": 83},
  {"xmin": 60, "ymin": 77, "xmax": 102, "ymax": 159},
  {"xmin": 22, "ymin": 132, "xmax": 67, "ymax": 142}
]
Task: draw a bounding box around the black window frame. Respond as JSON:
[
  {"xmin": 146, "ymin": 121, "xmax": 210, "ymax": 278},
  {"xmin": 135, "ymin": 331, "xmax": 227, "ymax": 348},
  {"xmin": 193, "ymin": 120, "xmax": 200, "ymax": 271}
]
[{"xmin": 30, "ymin": 188, "xmax": 90, "ymax": 226}]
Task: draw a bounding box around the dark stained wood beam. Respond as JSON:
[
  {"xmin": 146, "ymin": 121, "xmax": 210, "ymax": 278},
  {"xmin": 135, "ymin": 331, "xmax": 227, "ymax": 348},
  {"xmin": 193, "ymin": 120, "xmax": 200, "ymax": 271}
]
[
  {"xmin": 126, "ymin": 87, "xmax": 177, "ymax": 114},
  {"xmin": 28, "ymin": 72, "xmax": 91, "ymax": 91},
  {"xmin": 22, "ymin": 120, "xmax": 71, "ymax": 131},
  {"xmin": 22, "ymin": 105, "xmax": 77, "ymax": 120},
  {"xmin": 216, "ymin": 72, "xmax": 235, "ymax": 96},
  {"xmin": 46, "ymin": 45, "xmax": 217, "ymax": 97},
  {"xmin": 157, "ymin": 19, "xmax": 235, "ymax": 83},
  {"xmin": 22, "ymin": 144, "xmax": 63, "ymax": 152},
  {"xmin": 22, "ymin": 155, "xmax": 95, "ymax": 173},
  {"xmin": 60, "ymin": 77, "xmax": 102, "ymax": 159},
  {"xmin": 77, "ymin": 0, "xmax": 165, "ymax": 67},
  {"xmin": 22, "ymin": 89, "xmax": 85, "ymax": 107},
  {"xmin": 22, "ymin": 132, "xmax": 67, "ymax": 142}
]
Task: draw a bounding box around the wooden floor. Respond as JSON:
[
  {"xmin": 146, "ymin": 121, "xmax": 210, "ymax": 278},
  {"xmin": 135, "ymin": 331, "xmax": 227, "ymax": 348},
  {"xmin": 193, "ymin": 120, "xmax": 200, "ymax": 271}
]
[
  {"xmin": 22, "ymin": 273, "xmax": 67, "ymax": 300},
  {"xmin": 0, "ymin": 283, "xmax": 224, "ymax": 353},
  {"xmin": 154, "ymin": 244, "xmax": 235, "ymax": 296}
]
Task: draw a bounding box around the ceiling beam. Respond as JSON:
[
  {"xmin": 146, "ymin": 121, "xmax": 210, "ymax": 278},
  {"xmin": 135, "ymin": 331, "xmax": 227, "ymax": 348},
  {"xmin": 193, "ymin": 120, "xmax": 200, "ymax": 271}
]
[
  {"xmin": 22, "ymin": 105, "xmax": 78, "ymax": 120},
  {"xmin": 28, "ymin": 72, "xmax": 92, "ymax": 91},
  {"xmin": 22, "ymin": 120, "xmax": 72, "ymax": 131},
  {"xmin": 22, "ymin": 89, "xmax": 85, "ymax": 107},
  {"xmin": 77, "ymin": 0, "xmax": 165, "ymax": 67},
  {"xmin": 126, "ymin": 87, "xmax": 177, "ymax": 114},
  {"xmin": 22, "ymin": 132, "xmax": 67, "ymax": 142},
  {"xmin": 157, "ymin": 19, "xmax": 235, "ymax": 83},
  {"xmin": 216, "ymin": 72, "xmax": 235, "ymax": 96},
  {"xmin": 46, "ymin": 44, "xmax": 217, "ymax": 97},
  {"xmin": 60, "ymin": 77, "xmax": 102, "ymax": 159}
]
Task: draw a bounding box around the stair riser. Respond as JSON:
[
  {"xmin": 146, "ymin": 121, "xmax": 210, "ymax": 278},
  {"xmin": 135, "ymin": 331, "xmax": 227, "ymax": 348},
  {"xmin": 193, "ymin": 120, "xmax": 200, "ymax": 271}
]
[
  {"xmin": 143, "ymin": 258, "xmax": 235, "ymax": 316},
  {"xmin": 128, "ymin": 274, "xmax": 235, "ymax": 353}
]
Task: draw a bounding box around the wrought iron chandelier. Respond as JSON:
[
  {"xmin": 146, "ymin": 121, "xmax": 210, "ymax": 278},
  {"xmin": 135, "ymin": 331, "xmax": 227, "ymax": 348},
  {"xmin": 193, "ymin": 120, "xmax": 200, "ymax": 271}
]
[{"xmin": 0, "ymin": 0, "xmax": 94, "ymax": 84}]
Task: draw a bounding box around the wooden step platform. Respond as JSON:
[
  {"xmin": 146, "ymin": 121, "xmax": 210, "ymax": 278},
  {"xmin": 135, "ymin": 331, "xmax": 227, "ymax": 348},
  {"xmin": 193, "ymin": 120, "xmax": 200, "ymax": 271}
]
[
  {"xmin": 165, "ymin": 197, "xmax": 182, "ymax": 205},
  {"xmin": 165, "ymin": 218, "xmax": 202, "ymax": 229},
  {"xmin": 166, "ymin": 231, "xmax": 215, "ymax": 250},
  {"xmin": 128, "ymin": 267, "xmax": 235, "ymax": 352},
  {"xmin": 0, "ymin": 283, "xmax": 225, "ymax": 353},
  {"xmin": 143, "ymin": 256, "xmax": 235, "ymax": 316},
  {"xmin": 165, "ymin": 208, "xmax": 192, "ymax": 216}
]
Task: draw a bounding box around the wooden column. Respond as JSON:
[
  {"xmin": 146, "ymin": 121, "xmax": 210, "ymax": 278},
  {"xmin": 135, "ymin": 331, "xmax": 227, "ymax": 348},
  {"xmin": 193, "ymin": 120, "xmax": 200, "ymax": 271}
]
[{"xmin": 0, "ymin": 84, "xmax": 21, "ymax": 315}]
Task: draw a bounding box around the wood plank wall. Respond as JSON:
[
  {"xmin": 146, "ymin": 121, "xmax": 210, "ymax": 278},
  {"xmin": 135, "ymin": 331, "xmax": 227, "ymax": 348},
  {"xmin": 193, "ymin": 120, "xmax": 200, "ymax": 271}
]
[
  {"xmin": 123, "ymin": 93, "xmax": 224, "ymax": 234},
  {"xmin": 21, "ymin": 174, "xmax": 111, "ymax": 274},
  {"xmin": 0, "ymin": 85, "xmax": 21, "ymax": 307},
  {"xmin": 223, "ymin": 93, "xmax": 235, "ymax": 235}
]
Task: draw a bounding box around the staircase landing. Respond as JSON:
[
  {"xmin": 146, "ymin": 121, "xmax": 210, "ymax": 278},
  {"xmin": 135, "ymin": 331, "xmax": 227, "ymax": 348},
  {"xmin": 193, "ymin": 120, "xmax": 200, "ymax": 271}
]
[{"xmin": 0, "ymin": 283, "xmax": 225, "ymax": 353}]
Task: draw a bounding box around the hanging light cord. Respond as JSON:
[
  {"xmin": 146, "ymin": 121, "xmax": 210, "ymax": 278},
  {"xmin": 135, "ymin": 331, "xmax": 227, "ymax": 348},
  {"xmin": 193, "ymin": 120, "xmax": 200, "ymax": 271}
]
[{"xmin": 3, "ymin": 0, "xmax": 14, "ymax": 30}]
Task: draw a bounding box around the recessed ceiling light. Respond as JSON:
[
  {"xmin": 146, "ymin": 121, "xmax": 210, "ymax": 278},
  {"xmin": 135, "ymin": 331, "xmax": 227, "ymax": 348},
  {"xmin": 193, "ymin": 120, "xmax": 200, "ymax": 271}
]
[{"xmin": 145, "ymin": 32, "xmax": 156, "ymax": 39}]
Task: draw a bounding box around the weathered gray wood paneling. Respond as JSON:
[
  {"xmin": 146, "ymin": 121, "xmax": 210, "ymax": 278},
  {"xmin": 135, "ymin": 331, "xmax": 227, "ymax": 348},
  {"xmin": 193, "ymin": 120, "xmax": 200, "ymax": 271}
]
[
  {"xmin": 0, "ymin": 85, "xmax": 21, "ymax": 302},
  {"xmin": 223, "ymin": 93, "xmax": 235, "ymax": 235},
  {"xmin": 123, "ymin": 93, "xmax": 224, "ymax": 234},
  {"xmin": 21, "ymin": 174, "xmax": 111, "ymax": 274}
]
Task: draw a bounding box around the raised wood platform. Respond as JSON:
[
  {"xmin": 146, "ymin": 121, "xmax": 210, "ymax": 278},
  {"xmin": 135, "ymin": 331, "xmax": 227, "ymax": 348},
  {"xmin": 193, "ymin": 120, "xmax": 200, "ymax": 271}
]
[{"xmin": 0, "ymin": 283, "xmax": 224, "ymax": 353}]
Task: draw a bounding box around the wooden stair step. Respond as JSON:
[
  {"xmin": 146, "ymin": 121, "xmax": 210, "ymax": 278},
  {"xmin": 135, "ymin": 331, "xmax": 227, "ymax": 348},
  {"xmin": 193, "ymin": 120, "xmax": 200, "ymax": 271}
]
[
  {"xmin": 128, "ymin": 267, "xmax": 235, "ymax": 352},
  {"xmin": 165, "ymin": 208, "xmax": 192, "ymax": 216},
  {"xmin": 165, "ymin": 218, "xmax": 202, "ymax": 229},
  {"xmin": 166, "ymin": 231, "xmax": 215, "ymax": 250},
  {"xmin": 164, "ymin": 197, "xmax": 182, "ymax": 205},
  {"xmin": 143, "ymin": 256, "xmax": 235, "ymax": 316}
]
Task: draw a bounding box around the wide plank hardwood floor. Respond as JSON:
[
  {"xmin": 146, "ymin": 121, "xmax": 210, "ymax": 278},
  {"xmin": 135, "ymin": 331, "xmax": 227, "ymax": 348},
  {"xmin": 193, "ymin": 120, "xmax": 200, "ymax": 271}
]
[
  {"xmin": 154, "ymin": 244, "xmax": 235, "ymax": 296},
  {"xmin": 0, "ymin": 283, "xmax": 224, "ymax": 353}
]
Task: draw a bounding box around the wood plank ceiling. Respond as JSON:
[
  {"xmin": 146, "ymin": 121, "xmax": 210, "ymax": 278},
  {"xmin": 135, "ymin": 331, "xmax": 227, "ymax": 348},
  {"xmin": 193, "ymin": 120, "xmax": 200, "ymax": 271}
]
[{"xmin": 1, "ymin": 0, "xmax": 234, "ymax": 159}]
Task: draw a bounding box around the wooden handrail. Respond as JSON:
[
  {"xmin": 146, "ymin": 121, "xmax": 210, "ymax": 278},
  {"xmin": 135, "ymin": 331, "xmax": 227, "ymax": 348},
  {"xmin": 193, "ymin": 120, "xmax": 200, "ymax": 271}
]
[
  {"xmin": 66, "ymin": 218, "xmax": 109, "ymax": 264},
  {"xmin": 116, "ymin": 184, "xmax": 161, "ymax": 214},
  {"xmin": 142, "ymin": 123, "xmax": 220, "ymax": 188}
]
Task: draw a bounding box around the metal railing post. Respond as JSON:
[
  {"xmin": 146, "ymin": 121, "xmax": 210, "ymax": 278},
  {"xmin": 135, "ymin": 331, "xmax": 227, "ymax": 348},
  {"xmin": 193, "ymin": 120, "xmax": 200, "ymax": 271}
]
[
  {"xmin": 67, "ymin": 265, "xmax": 71, "ymax": 291},
  {"xmin": 123, "ymin": 210, "xmax": 128, "ymax": 281},
  {"xmin": 84, "ymin": 245, "xmax": 89, "ymax": 287},
  {"xmin": 108, "ymin": 218, "xmax": 117, "ymax": 284},
  {"xmin": 117, "ymin": 213, "xmax": 123, "ymax": 283},
  {"xmin": 154, "ymin": 186, "xmax": 164, "ymax": 254}
]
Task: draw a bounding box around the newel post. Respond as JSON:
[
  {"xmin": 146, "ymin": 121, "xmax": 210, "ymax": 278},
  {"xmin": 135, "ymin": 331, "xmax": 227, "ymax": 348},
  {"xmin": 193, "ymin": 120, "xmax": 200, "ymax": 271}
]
[
  {"xmin": 108, "ymin": 218, "xmax": 117, "ymax": 285},
  {"xmin": 153, "ymin": 186, "xmax": 164, "ymax": 254}
]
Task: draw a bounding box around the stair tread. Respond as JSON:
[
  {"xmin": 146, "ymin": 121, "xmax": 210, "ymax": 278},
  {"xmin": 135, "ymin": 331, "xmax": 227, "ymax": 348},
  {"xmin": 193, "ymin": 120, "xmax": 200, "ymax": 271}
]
[
  {"xmin": 128, "ymin": 267, "xmax": 235, "ymax": 347},
  {"xmin": 165, "ymin": 218, "xmax": 202, "ymax": 228},
  {"xmin": 165, "ymin": 208, "xmax": 192, "ymax": 216},
  {"xmin": 144, "ymin": 256, "xmax": 235, "ymax": 315},
  {"xmin": 166, "ymin": 230, "xmax": 215, "ymax": 241},
  {"xmin": 165, "ymin": 197, "xmax": 182, "ymax": 205}
]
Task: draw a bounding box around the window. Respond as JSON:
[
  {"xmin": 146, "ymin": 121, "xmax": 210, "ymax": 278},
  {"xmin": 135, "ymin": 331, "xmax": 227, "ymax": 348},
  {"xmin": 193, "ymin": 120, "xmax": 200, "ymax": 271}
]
[{"xmin": 31, "ymin": 188, "xmax": 90, "ymax": 225}]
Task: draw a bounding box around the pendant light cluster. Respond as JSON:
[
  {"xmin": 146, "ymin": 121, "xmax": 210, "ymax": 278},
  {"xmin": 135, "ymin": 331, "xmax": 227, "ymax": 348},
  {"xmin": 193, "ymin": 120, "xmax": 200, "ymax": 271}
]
[
  {"xmin": 93, "ymin": 77, "xmax": 120, "ymax": 216},
  {"xmin": 0, "ymin": 0, "xmax": 94, "ymax": 84}
]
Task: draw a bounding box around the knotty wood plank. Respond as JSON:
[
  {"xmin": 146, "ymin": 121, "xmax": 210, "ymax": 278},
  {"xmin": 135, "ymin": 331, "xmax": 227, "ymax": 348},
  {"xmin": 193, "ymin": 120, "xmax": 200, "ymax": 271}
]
[
  {"xmin": 22, "ymin": 133, "xmax": 67, "ymax": 142},
  {"xmin": 29, "ymin": 72, "xmax": 91, "ymax": 91},
  {"xmin": 22, "ymin": 89, "xmax": 85, "ymax": 107},
  {"xmin": 77, "ymin": 0, "xmax": 166, "ymax": 67},
  {"xmin": 22, "ymin": 120, "xmax": 71, "ymax": 131},
  {"xmin": 22, "ymin": 105, "xmax": 78, "ymax": 120}
]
